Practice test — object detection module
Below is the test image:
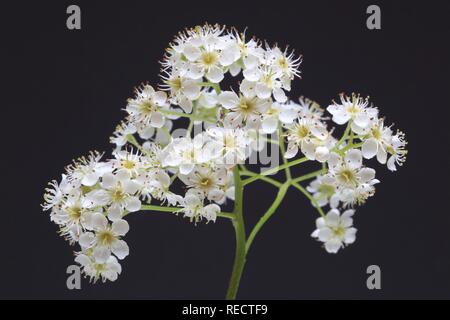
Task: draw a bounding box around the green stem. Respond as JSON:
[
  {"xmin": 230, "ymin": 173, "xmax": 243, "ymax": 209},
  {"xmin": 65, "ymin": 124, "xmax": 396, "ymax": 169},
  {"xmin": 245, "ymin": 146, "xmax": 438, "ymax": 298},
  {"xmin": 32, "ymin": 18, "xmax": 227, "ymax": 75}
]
[
  {"xmin": 240, "ymin": 170, "xmax": 282, "ymax": 188},
  {"xmin": 126, "ymin": 134, "xmax": 148, "ymax": 155},
  {"xmin": 334, "ymin": 121, "xmax": 352, "ymax": 149},
  {"xmin": 291, "ymin": 168, "xmax": 327, "ymax": 183},
  {"xmin": 186, "ymin": 120, "xmax": 194, "ymax": 137},
  {"xmin": 226, "ymin": 166, "xmax": 246, "ymax": 300},
  {"xmin": 241, "ymin": 157, "xmax": 309, "ymax": 185},
  {"xmin": 339, "ymin": 141, "xmax": 364, "ymax": 154},
  {"xmin": 290, "ymin": 182, "xmax": 325, "ymax": 217},
  {"xmin": 278, "ymin": 126, "xmax": 292, "ymax": 181},
  {"xmin": 245, "ymin": 183, "xmax": 289, "ymax": 253},
  {"xmin": 199, "ymin": 81, "xmax": 221, "ymax": 94},
  {"xmin": 140, "ymin": 204, "xmax": 179, "ymax": 212}
]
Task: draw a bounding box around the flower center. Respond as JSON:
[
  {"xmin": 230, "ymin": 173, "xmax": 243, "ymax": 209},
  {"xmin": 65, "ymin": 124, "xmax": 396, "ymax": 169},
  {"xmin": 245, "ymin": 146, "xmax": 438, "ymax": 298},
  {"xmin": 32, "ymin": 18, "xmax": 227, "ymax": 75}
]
[
  {"xmin": 97, "ymin": 230, "xmax": 114, "ymax": 246},
  {"xmin": 346, "ymin": 104, "xmax": 360, "ymax": 115},
  {"xmin": 94, "ymin": 263, "xmax": 106, "ymax": 273},
  {"xmin": 332, "ymin": 226, "xmax": 346, "ymax": 238},
  {"xmin": 67, "ymin": 206, "xmax": 82, "ymax": 221},
  {"xmin": 224, "ymin": 135, "xmax": 236, "ymax": 149},
  {"xmin": 121, "ymin": 159, "xmax": 136, "ymax": 170},
  {"xmin": 111, "ymin": 187, "xmax": 125, "ymax": 202},
  {"xmin": 169, "ymin": 77, "xmax": 182, "ymax": 91},
  {"xmin": 182, "ymin": 148, "xmax": 195, "ymax": 160},
  {"xmin": 337, "ymin": 168, "xmax": 357, "ymax": 186},
  {"xmin": 371, "ymin": 127, "xmax": 381, "ymax": 140},
  {"xmin": 277, "ymin": 56, "xmax": 288, "ymax": 70},
  {"xmin": 200, "ymin": 177, "xmax": 212, "ymax": 188},
  {"xmin": 139, "ymin": 100, "xmax": 156, "ymax": 114},
  {"xmin": 201, "ymin": 51, "xmax": 218, "ymax": 67},
  {"xmin": 261, "ymin": 73, "xmax": 273, "ymax": 87},
  {"xmin": 296, "ymin": 125, "xmax": 310, "ymax": 139},
  {"xmin": 238, "ymin": 97, "xmax": 256, "ymax": 114}
]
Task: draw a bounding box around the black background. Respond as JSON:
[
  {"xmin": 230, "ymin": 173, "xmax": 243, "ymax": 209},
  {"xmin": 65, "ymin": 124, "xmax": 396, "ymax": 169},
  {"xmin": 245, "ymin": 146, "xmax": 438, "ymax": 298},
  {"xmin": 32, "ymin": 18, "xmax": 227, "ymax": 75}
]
[{"xmin": 1, "ymin": 0, "xmax": 450, "ymax": 299}]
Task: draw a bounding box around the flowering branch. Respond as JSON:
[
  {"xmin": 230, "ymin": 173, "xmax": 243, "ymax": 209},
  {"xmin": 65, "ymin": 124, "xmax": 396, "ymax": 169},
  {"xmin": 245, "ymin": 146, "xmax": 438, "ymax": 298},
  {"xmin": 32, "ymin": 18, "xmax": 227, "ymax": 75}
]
[{"xmin": 42, "ymin": 24, "xmax": 407, "ymax": 297}]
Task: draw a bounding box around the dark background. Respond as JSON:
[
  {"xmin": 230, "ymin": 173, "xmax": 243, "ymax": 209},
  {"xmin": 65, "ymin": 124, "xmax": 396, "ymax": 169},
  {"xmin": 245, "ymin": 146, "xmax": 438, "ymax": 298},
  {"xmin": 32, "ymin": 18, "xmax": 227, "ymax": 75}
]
[{"xmin": 1, "ymin": 0, "xmax": 450, "ymax": 299}]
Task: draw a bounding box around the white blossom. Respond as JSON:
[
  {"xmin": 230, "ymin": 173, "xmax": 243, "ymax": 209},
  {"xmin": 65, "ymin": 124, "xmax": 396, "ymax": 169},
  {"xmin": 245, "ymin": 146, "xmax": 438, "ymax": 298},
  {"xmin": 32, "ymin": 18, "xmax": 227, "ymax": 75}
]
[
  {"xmin": 218, "ymin": 91, "xmax": 270, "ymax": 129},
  {"xmin": 387, "ymin": 131, "xmax": 407, "ymax": 171},
  {"xmin": 75, "ymin": 253, "xmax": 122, "ymax": 283},
  {"xmin": 126, "ymin": 84, "xmax": 169, "ymax": 129},
  {"xmin": 79, "ymin": 214, "xmax": 130, "ymax": 262},
  {"xmin": 179, "ymin": 192, "xmax": 220, "ymax": 224},
  {"xmin": 307, "ymin": 175, "xmax": 339, "ymax": 208},
  {"xmin": 284, "ymin": 118, "xmax": 330, "ymax": 161},
  {"xmin": 311, "ymin": 209, "xmax": 357, "ymax": 253},
  {"xmin": 327, "ymin": 93, "xmax": 378, "ymax": 133},
  {"xmin": 179, "ymin": 165, "xmax": 227, "ymax": 203}
]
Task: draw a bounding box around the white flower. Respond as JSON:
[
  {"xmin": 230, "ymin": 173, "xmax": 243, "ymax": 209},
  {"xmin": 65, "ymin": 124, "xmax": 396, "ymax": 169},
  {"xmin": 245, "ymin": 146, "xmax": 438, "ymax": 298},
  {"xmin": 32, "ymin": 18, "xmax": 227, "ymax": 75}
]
[
  {"xmin": 161, "ymin": 135, "xmax": 211, "ymax": 174},
  {"xmin": 284, "ymin": 118, "xmax": 329, "ymax": 161},
  {"xmin": 66, "ymin": 151, "xmax": 112, "ymax": 187},
  {"xmin": 86, "ymin": 171, "xmax": 142, "ymax": 216},
  {"xmin": 261, "ymin": 101, "xmax": 300, "ymax": 134},
  {"xmin": 42, "ymin": 174, "xmax": 74, "ymax": 211},
  {"xmin": 49, "ymin": 196, "xmax": 95, "ymax": 239},
  {"xmin": 126, "ymin": 84, "xmax": 168, "ymax": 129},
  {"xmin": 160, "ymin": 73, "xmax": 201, "ymax": 113},
  {"xmin": 110, "ymin": 121, "xmax": 137, "ymax": 150},
  {"xmin": 327, "ymin": 149, "xmax": 377, "ymax": 189},
  {"xmin": 205, "ymin": 127, "xmax": 251, "ymax": 166},
  {"xmin": 266, "ymin": 45, "xmax": 301, "ymax": 80},
  {"xmin": 387, "ymin": 130, "xmax": 407, "ymax": 172},
  {"xmin": 138, "ymin": 169, "xmax": 183, "ymax": 206},
  {"xmin": 218, "ymin": 91, "xmax": 270, "ymax": 129},
  {"xmin": 254, "ymin": 67, "xmax": 288, "ymax": 103},
  {"xmin": 167, "ymin": 24, "xmax": 240, "ymax": 83},
  {"xmin": 79, "ymin": 214, "xmax": 130, "ymax": 262},
  {"xmin": 361, "ymin": 119, "xmax": 393, "ymax": 163},
  {"xmin": 339, "ymin": 181, "xmax": 379, "ymax": 207},
  {"xmin": 75, "ymin": 253, "xmax": 122, "ymax": 282},
  {"xmin": 179, "ymin": 165, "xmax": 227, "ymax": 203},
  {"xmin": 297, "ymin": 96, "xmax": 325, "ymax": 120},
  {"xmin": 311, "ymin": 209, "xmax": 357, "ymax": 253},
  {"xmin": 179, "ymin": 192, "xmax": 220, "ymax": 224},
  {"xmin": 307, "ymin": 175, "xmax": 339, "ymax": 208},
  {"xmin": 327, "ymin": 93, "xmax": 378, "ymax": 132},
  {"xmin": 228, "ymin": 31, "xmax": 264, "ymax": 76},
  {"xmin": 111, "ymin": 149, "xmax": 144, "ymax": 177}
]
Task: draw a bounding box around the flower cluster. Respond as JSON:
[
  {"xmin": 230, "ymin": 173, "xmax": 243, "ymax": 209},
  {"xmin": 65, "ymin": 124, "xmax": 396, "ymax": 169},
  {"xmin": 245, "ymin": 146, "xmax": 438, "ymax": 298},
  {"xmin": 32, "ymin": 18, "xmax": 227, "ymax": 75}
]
[
  {"xmin": 159, "ymin": 24, "xmax": 301, "ymax": 129},
  {"xmin": 42, "ymin": 148, "xmax": 173, "ymax": 281},
  {"xmin": 309, "ymin": 93, "xmax": 407, "ymax": 253},
  {"xmin": 43, "ymin": 24, "xmax": 407, "ymax": 283}
]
